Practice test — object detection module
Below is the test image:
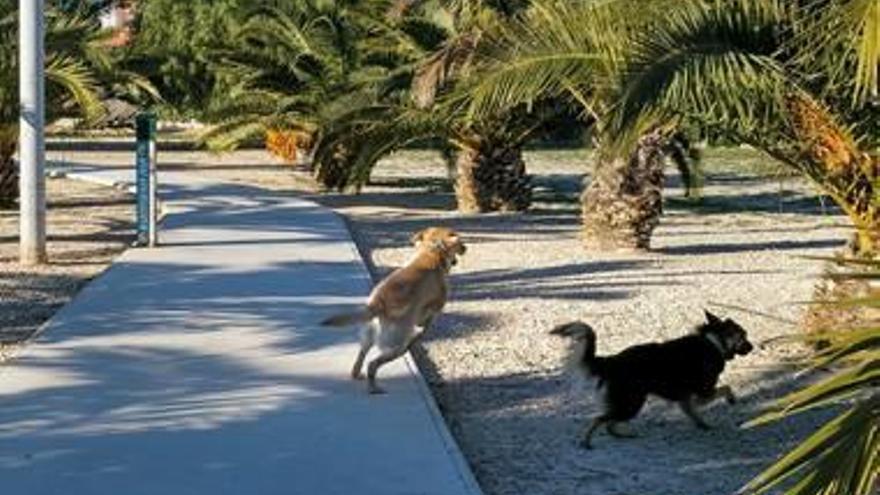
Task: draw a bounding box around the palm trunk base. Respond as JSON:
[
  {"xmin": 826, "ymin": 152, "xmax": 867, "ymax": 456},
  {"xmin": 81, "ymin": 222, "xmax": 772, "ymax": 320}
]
[
  {"xmin": 581, "ymin": 132, "xmax": 667, "ymax": 251},
  {"xmin": 0, "ymin": 129, "xmax": 18, "ymax": 208},
  {"xmin": 454, "ymin": 145, "xmax": 531, "ymax": 213},
  {"xmin": 315, "ymin": 144, "xmax": 353, "ymax": 191}
]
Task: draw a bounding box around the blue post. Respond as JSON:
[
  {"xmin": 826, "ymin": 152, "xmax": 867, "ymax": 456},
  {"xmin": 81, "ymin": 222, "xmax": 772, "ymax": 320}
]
[{"xmin": 135, "ymin": 112, "xmax": 157, "ymax": 246}]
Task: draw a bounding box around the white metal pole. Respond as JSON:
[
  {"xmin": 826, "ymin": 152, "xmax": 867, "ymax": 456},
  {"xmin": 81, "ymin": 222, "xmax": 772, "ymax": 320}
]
[{"xmin": 19, "ymin": 0, "xmax": 46, "ymax": 265}]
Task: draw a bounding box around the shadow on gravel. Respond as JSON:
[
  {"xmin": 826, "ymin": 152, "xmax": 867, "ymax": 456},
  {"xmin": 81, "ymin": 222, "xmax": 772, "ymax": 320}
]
[
  {"xmin": 667, "ymin": 190, "xmax": 840, "ymax": 216},
  {"xmin": 435, "ymin": 311, "xmax": 497, "ymax": 338},
  {"xmin": 657, "ymin": 238, "xmax": 844, "ymax": 256},
  {"xmin": 0, "ymin": 271, "xmax": 79, "ymax": 344},
  {"xmin": 451, "ymin": 261, "xmax": 650, "ymax": 302}
]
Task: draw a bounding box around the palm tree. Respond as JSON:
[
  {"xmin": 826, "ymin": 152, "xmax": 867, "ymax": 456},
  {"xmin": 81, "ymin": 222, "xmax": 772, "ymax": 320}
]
[
  {"xmin": 447, "ymin": 0, "xmax": 701, "ymax": 247},
  {"xmin": 313, "ymin": 98, "xmax": 544, "ymax": 211},
  {"xmin": 608, "ymin": 0, "xmax": 879, "ymax": 254},
  {"xmin": 0, "ymin": 4, "xmax": 106, "ymax": 207},
  {"xmin": 407, "ymin": 0, "xmax": 537, "ymax": 212},
  {"xmin": 124, "ymin": 0, "xmax": 245, "ymax": 117},
  {"xmin": 456, "ymin": 0, "xmax": 877, "ymax": 253},
  {"xmin": 311, "ymin": 0, "xmax": 547, "ymax": 212}
]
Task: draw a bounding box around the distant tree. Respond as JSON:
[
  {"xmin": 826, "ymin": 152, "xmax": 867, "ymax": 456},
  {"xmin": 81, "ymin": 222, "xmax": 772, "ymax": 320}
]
[
  {"xmin": 198, "ymin": 0, "xmax": 374, "ymax": 152},
  {"xmin": 126, "ymin": 0, "xmax": 246, "ymax": 117}
]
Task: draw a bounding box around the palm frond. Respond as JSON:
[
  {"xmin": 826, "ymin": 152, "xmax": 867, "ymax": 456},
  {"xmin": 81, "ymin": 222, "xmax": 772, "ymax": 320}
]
[
  {"xmin": 412, "ymin": 31, "xmax": 481, "ymax": 107},
  {"xmin": 609, "ymin": 0, "xmax": 790, "ymax": 150},
  {"xmin": 788, "ymin": 0, "xmax": 880, "ymax": 105},
  {"xmin": 739, "ymin": 397, "xmax": 880, "ymax": 495},
  {"xmin": 313, "ymin": 102, "xmax": 447, "ymax": 189},
  {"xmin": 741, "ymin": 260, "xmax": 880, "ymax": 495},
  {"xmin": 45, "ymin": 55, "xmax": 104, "ymax": 124},
  {"xmin": 448, "ymin": 0, "xmax": 618, "ymax": 122}
]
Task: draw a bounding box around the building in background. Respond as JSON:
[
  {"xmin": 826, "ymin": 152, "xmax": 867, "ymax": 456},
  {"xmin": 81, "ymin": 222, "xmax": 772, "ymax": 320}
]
[{"xmin": 99, "ymin": 0, "xmax": 135, "ymax": 47}]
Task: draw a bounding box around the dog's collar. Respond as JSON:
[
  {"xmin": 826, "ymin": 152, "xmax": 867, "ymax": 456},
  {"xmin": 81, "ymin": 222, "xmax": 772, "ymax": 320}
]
[{"xmin": 703, "ymin": 333, "xmax": 729, "ymax": 358}]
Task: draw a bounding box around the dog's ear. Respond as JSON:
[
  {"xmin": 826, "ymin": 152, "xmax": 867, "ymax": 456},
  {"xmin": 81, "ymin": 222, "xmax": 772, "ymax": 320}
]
[
  {"xmin": 704, "ymin": 310, "xmax": 722, "ymax": 325},
  {"xmin": 550, "ymin": 321, "xmax": 592, "ymax": 338},
  {"xmin": 410, "ymin": 229, "xmax": 426, "ymax": 245}
]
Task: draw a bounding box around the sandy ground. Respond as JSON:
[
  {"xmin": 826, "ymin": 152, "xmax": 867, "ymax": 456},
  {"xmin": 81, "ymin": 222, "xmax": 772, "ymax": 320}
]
[
  {"xmin": 32, "ymin": 147, "xmax": 851, "ymax": 494},
  {"xmin": 0, "ymin": 177, "xmax": 134, "ymax": 360}
]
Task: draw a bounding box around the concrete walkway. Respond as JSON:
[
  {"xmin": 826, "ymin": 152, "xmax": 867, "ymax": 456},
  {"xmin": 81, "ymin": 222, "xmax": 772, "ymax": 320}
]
[{"xmin": 0, "ymin": 167, "xmax": 481, "ymax": 495}]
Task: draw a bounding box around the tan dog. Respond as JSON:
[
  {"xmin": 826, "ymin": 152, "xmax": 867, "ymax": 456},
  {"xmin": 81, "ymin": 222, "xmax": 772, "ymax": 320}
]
[{"xmin": 322, "ymin": 227, "xmax": 466, "ymax": 394}]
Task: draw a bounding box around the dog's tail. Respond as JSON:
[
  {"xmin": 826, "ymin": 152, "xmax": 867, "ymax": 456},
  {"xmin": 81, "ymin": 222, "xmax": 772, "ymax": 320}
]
[
  {"xmin": 321, "ymin": 306, "xmax": 376, "ymax": 327},
  {"xmin": 550, "ymin": 321, "xmax": 600, "ymax": 377}
]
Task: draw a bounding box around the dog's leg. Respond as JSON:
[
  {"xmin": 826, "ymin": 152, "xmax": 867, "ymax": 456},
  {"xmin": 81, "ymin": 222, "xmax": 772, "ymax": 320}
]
[
  {"xmin": 580, "ymin": 416, "xmax": 607, "ymax": 450},
  {"xmin": 679, "ymin": 396, "xmax": 712, "ymax": 430},
  {"xmin": 366, "ymin": 345, "xmax": 408, "ymax": 394},
  {"xmin": 351, "ymin": 324, "xmax": 375, "ymax": 380}
]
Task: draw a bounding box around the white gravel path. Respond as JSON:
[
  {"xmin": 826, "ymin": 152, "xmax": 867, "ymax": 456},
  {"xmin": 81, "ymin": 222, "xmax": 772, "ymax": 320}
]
[{"xmin": 327, "ymin": 155, "xmax": 850, "ymax": 495}]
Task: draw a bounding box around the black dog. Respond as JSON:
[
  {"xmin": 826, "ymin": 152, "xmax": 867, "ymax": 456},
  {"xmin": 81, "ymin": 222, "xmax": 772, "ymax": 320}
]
[{"xmin": 551, "ymin": 310, "xmax": 753, "ymax": 448}]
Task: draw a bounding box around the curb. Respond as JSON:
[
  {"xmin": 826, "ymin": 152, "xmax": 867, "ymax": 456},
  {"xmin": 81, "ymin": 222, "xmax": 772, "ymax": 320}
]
[{"xmin": 334, "ymin": 210, "xmax": 485, "ymax": 495}]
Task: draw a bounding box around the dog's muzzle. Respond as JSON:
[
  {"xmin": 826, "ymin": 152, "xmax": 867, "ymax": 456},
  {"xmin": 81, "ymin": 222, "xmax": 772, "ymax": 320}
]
[{"xmin": 736, "ymin": 340, "xmax": 754, "ymax": 356}]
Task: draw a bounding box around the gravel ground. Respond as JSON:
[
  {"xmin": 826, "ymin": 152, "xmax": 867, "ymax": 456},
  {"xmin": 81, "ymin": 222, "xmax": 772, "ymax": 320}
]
[
  {"xmin": 0, "ymin": 177, "xmax": 133, "ymax": 360},
  {"xmin": 314, "ymin": 149, "xmax": 851, "ymax": 495}
]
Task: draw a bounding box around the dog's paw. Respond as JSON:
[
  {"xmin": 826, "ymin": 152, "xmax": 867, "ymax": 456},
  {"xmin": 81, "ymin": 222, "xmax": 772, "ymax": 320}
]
[
  {"xmin": 351, "ymin": 371, "xmax": 365, "ymax": 381},
  {"xmin": 368, "ymin": 385, "xmax": 387, "ymax": 395},
  {"xmin": 607, "ymin": 423, "xmax": 638, "ymax": 439}
]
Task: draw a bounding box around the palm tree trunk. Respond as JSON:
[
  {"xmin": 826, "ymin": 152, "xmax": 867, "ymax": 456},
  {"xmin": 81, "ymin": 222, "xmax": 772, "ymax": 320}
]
[
  {"xmin": 315, "ymin": 143, "xmax": 354, "ymax": 191},
  {"xmin": 454, "ymin": 141, "xmax": 531, "ymax": 213},
  {"xmin": 0, "ymin": 124, "xmax": 18, "ymax": 208},
  {"xmin": 581, "ymin": 131, "xmax": 667, "ymax": 250}
]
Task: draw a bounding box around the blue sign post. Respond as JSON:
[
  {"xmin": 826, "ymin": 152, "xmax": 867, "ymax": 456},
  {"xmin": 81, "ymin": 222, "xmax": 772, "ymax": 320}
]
[{"xmin": 135, "ymin": 112, "xmax": 158, "ymax": 247}]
